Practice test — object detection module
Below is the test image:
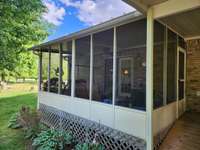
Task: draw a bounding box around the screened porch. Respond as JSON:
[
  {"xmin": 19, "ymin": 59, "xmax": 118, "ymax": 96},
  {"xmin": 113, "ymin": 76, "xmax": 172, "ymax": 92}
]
[{"xmin": 31, "ymin": 11, "xmax": 187, "ymax": 149}]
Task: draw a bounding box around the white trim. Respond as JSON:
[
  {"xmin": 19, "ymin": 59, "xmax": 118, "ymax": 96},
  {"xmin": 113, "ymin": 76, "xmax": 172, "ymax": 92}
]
[
  {"xmin": 178, "ymin": 47, "xmax": 186, "ymax": 110},
  {"xmin": 58, "ymin": 43, "xmax": 62, "ymax": 94},
  {"xmin": 89, "ymin": 35, "xmax": 93, "ymax": 100},
  {"xmin": 71, "ymin": 40, "xmax": 75, "ymax": 97},
  {"xmin": 123, "ymin": 0, "xmax": 148, "ymax": 14},
  {"xmin": 89, "ymin": 34, "xmax": 93, "ymax": 120},
  {"xmin": 113, "ymin": 27, "xmax": 117, "ymax": 128},
  {"xmin": 48, "ymin": 47, "xmax": 51, "ymax": 92},
  {"xmin": 185, "ymin": 36, "xmax": 200, "ymax": 41},
  {"xmin": 37, "ymin": 52, "xmax": 42, "ymax": 109},
  {"xmin": 146, "ymin": 8, "xmax": 154, "ymax": 150},
  {"xmin": 152, "ymin": 0, "xmax": 200, "ymax": 19}
]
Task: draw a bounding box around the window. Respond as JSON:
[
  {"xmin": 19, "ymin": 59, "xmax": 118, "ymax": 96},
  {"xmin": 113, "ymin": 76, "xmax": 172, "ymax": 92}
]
[
  {"xmin": 153, "ymin": 21, "xmax": 165, "ymax": 108},
  {"xmin": 61, "ymin": 41, "xmax": 72, "ymax": 96},
  {"xmin": 49, "ymin": 45, "xmax": 60, "ymax": 93},
  {"xmin": 41, "ymin": 52, "xmax": 49, "ymax": 91},
  {"xmin": 167, "ymin": 29, "xmax": 177, "ymax": 103},
  {"xmin": 115, "ymin": 19, "xmax": 146, "ymax": 110},
  {"xmin": 92, "ymin": 29, "xmax": 113, "ymax": 104},
  {"xmin": 75, "ymin": 36, "xmax": 90, "ymax": 99}
]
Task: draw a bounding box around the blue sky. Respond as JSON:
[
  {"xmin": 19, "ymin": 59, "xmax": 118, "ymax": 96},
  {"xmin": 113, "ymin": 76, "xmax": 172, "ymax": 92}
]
[{"xmin": 43, "ymin": 0, "xmax": 135, "ymax": 41}]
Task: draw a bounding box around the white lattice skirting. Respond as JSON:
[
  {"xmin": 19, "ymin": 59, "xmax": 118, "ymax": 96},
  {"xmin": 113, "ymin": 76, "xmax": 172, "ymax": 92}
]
[{"xmin": 39, "ymin": 103, "xmax": 146, "ymax": 150}]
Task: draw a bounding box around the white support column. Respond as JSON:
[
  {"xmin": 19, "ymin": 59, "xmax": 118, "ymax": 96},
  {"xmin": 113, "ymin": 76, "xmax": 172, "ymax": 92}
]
[
  {"xmin": 48, "ymin": 47, "xmax": 51, "ymax": 92},
  {"xmin": 89, "ymin": 35, "xmax": 93, "ymax": 100},
  {"xmin": 37, "ymin": 51, "xmax": 42, "ymax": 109},
  {"xmin": 89, "ymin": 34, "xmax": 93, "ymax": 120},
  {"xmin": 71, "ymin": 40, "xmax": 75, "ymax": 97},
  {"xmin": 112, "ymin": 27, "xmax": 117, "ymax": 128},
  {"xmin": 59, "ymin": 43, "xmax": 63, "ymax": 94},
  {"xmin": 38, "ymin": 52, "xmax": 42, "ymax": 92},
  {"xmin": 146, "ymin": 8, "xmax": 154, "ymax": 150}
]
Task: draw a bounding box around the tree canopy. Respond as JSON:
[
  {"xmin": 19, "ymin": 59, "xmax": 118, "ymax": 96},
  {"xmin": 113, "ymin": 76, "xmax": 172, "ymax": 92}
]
[{"xmin": 0, "ymin": 0, "xmax": 51, "ymax": 81}]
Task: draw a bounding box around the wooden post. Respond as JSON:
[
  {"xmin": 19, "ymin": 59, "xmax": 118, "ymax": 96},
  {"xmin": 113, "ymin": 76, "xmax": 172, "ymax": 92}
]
[{"xmin": 146, "ymin": 8, "xmax": 154, "ymax": 150}]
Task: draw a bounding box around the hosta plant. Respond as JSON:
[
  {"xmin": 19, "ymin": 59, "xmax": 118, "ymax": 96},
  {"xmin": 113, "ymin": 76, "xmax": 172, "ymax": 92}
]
[
  {"xmin": 32, "ymin": 128, "xmax": 74, "ymax": 150},
  {"xmin": 8, "ymin": 112, "xmax": 22, "ymax": 129}
]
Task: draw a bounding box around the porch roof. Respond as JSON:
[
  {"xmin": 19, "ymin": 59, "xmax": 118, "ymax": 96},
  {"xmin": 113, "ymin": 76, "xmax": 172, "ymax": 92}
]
[
  {"xmin": 30, "ymin": 11, "xmax": 144, "ymax": 51},
  {"xmin": 124, "ymin": 0, "xmax": 200, "ymax": 39}
]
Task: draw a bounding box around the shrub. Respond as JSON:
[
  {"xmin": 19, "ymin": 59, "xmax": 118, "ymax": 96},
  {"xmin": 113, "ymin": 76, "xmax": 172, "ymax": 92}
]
[
  {"xmin": 8, "ymin": 112, "xmax": 22, "ymax": 129},
  {"xmin": 75, "ymin": 143, "xmax": 104, "ymax": 150},
  {"xmin": 32, "ymin": 128, "xmax": 74, "ymax": 150},
  {"xmin": 19, "ymin": 106, "xmax": 42, "ymax": 140}
]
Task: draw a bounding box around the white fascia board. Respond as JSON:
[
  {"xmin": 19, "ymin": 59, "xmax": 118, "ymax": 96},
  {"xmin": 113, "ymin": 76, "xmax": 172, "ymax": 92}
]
[
  {"xmin": 123, "ymin": 0, "xmax": 148, "ymax": 14},
  {"xmin": 152, "ymin": 0, "xmax": 200, "ymax": 19}
]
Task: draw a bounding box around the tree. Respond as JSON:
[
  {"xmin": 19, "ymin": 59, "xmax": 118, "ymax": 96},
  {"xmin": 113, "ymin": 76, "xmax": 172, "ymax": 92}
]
[
  {"xmin": 13, "ymin": 51, "xmax": 38, "ymax": 81},
  {"xmin": 0, "ymin": 0, "xmax": 51, "ymax": 82}
]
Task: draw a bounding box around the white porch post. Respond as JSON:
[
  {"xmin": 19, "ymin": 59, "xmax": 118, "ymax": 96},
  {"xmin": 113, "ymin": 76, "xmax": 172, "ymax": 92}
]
[
  {"xmin": 37, "ymin": 51, "xmax": 42, "ymax": 109},
  {"xmin": 48, "ymin": 47, "xmax": 51, "ymax": 92},
  {"xmin": 71, "ymin": 40, "xmax": 75, "ymax": 97},
  {"xmin": 38, "ymin": 52, "xmax": 42, "ymax": 92},
  {"xmin": 58, "ymin": 43, "xmax": 63, "ymax": 94},
  {"xmin": 146, "ymin": 8, "xmax": 154, "ymax": 150}
]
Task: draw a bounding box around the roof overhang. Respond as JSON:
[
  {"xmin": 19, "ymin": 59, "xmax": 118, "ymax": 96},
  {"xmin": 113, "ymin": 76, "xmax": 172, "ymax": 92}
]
[
  {"xmin": 124, "ymin": 0, "xmax": 200, "ymax": 39},
  {"xmin": 30, "ymin": 12, "xmax": 143, "ymax": 51}
]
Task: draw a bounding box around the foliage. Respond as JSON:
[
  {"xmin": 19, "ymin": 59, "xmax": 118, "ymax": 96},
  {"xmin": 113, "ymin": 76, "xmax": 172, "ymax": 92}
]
[
  {"xmin": 32, "ymin": 128, "xmax": 74, "ymax": 150},
  {"xmin": 0, "ymin": 0, "xmax": 52, "ymax": 81},
  {"xmin": 75, "ymin": 143, "xmax": 104, "ymax": 150},
  {"xmin": 12, "ymin": 51, "xmax": 38, "ymax": 80},
  {"xmin": 0, "ymin": 86, "xmax": 37, "ymax": 149},
  {"xmin": 8, "ymin": 112, "xmax": 22, "ymax": 129},
  {"xmin": 19, "ymin": 106, "xmax": 41, "ymax": 140}
]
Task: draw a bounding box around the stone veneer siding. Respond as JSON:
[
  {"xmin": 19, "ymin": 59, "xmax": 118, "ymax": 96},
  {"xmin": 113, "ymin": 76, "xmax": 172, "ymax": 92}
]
[{"xmin": 186, "ymin": 39, "xmax": 200, "ymax": 112}]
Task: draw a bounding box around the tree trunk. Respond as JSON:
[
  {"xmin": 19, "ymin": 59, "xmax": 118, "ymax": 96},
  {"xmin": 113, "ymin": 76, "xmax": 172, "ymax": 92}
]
[{"xmin": 1, "ymin": 73, "xmax": 5, "ymax": 82}]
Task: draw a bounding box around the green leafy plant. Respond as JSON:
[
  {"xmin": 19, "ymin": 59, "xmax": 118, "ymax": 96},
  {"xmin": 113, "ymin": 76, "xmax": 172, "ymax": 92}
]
[
  {"xmin": 75, "ymin": 143, "xmax": 104, "ymax": 150},
  {"xmin": 8, "ymin": 112, "xmax": 22, "ymax": 129},
  {"xmin": 32, "ymin": 128, "xmax": 74, "ymax": 150}
]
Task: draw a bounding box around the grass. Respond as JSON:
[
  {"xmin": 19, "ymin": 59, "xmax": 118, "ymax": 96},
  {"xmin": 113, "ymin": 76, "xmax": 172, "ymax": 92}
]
[{"xmin": 0, "ymin": 83, "xmax": 37, "ymax": 150}]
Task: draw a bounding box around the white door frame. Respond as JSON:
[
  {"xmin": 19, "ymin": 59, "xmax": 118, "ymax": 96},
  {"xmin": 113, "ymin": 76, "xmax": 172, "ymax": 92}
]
[{"xmin": 176, "ymin": 46, "xmax": 186, "ymax": 118}]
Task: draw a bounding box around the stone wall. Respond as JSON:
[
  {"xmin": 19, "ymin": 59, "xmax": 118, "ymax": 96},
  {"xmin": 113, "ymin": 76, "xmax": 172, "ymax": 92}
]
[{"xmin": 186, "ymin": 39, "xmax": 200, "ymax": 112}]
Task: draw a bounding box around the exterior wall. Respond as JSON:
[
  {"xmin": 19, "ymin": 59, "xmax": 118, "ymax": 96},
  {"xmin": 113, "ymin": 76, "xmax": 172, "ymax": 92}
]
[
  {"xmin": 38, "ymin": 91, "xmax": 146, "ymax": 139},
  {"xmin": 186, "ymin": 39, "xmax": 200, "ymax": 112}
]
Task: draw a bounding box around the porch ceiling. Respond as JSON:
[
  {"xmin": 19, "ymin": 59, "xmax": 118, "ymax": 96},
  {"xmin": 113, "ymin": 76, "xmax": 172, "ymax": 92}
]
[
  {"xmin": 159, "ymin": 8, "xmax": 200, "ymax": 39},
  {"xmin": 126, "ymin": 0, "xmax": 168, "ymax": 7},
  {"xmin": 124, "ymin": 0, "xmax": 168, "ymax": 12}
]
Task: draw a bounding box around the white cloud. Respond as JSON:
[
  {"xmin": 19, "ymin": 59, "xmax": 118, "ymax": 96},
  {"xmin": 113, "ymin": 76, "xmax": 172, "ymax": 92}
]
[
  {"xmin": 43, "ymin": 0, "xmax": 66, "ymax": 25},
  {"xmin": 60, "ymin": 0, "xmax": 135, "ymax": 25}
]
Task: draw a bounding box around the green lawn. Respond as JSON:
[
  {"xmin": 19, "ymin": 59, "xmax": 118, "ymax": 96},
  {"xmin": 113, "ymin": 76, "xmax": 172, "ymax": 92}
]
[{"xmin": 0, "ymin": 83, "xmax": 37, "ymax": 150}]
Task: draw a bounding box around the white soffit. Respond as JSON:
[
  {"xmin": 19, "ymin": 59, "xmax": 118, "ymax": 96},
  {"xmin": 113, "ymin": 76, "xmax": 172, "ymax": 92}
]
[
  {"xmin": 123, "ymin": 0, "xmax": 168, "ymax": 13},
  {"xmin": 159, "ymin": 8, "xmax": 200, "ymax": 39}
]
